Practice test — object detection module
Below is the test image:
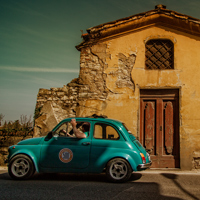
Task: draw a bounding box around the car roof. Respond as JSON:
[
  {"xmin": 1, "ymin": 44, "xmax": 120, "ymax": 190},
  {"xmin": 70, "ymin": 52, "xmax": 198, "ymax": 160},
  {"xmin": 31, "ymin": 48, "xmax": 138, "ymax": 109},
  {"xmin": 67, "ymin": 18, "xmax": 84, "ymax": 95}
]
[{"xmin": 66, "ymin": 117, "xmax": 123, "ymax": 125}]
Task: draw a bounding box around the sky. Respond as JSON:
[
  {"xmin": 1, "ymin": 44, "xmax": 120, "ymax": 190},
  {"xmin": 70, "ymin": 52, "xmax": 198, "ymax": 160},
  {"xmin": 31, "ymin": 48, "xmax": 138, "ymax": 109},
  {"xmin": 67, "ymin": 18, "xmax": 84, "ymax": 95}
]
[{"xmin": 1, "ymin": 0, "xmax": 200, "ymax": 123}]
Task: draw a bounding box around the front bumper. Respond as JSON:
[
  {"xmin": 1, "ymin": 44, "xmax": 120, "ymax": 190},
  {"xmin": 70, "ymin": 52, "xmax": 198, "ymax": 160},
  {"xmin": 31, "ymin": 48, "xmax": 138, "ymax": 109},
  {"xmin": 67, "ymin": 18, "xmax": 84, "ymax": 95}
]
[{"xmin": 137, "ymin": 161, "xmax": 152, "ymax": 170}]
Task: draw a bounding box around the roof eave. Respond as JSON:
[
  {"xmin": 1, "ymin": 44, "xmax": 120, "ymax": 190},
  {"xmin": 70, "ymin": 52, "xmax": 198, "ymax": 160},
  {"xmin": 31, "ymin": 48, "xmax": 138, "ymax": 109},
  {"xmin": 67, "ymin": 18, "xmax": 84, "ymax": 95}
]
[{"xmin": 76, "ymin": 9, "xmax": 200, "ymax": 51}]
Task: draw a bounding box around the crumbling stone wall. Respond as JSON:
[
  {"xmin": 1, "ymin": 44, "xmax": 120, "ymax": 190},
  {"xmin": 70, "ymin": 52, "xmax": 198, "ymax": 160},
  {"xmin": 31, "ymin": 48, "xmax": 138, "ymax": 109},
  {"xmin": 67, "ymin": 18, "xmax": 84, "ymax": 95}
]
[
  {"xmin": 192, "ymin": 152, "xmax": 200, "ymax": 169},
  {"xmin": 34, "ymin": 81, "xmax": 79, "ymax": 137},
  {"xmin": 34, "ymin": 43, "xmax": 136, "ymax": 137},
  {"xmin": 193, "ymin": 158, "xmax": 200, "ymax": 169},
  {"xmin": 109, "ymin": 53, "xmax": 135, "ymax": 90},
  {"xmin": 34, "ymin": 44, "xmax": 109, "ymax": 137},
  {"xmin": 78, "ymin": 44, "xmax": 108, "ymax": 99}
]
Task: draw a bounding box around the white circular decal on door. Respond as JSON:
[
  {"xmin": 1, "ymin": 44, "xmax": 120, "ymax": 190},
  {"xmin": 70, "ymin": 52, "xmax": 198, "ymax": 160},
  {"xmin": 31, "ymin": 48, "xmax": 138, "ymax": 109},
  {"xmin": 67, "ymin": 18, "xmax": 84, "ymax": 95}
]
[{"xmin": 59, "ymin": 148, "xmax": 73, "ymax": 163}]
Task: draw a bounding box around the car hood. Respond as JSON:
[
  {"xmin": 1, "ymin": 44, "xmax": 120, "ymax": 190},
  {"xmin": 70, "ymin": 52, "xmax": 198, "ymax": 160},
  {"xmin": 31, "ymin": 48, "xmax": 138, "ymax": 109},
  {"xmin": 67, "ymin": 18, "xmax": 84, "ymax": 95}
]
[{"xmin": 17, "ymin": 137, "xmax": 44, "ymax": 145}]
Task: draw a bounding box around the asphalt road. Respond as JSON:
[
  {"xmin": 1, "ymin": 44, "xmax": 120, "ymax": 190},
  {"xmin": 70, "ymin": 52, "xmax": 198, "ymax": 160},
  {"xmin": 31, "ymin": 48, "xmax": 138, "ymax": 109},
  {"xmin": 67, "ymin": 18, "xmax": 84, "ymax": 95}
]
[{"xmin": 0, "ymin": 168, "xmax": 200, "ymax": 200}]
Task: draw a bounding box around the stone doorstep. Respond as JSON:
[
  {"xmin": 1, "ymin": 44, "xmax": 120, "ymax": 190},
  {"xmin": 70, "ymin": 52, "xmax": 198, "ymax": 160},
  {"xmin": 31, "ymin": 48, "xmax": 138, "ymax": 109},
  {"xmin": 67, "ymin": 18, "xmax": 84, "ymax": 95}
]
[{"xmin": 138, "ymin": 168, "xmax": 200, "ymax": 174}]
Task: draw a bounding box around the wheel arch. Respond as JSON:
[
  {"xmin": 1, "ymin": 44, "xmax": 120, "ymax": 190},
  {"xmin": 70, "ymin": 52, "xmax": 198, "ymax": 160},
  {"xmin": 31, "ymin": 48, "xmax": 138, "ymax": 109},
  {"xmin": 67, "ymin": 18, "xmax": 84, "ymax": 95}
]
[
  {"xmin": 104, "ymin": 153, "xmax": 137, "ymax": 172},
  {"xmin": 9, "ymin": 151, "xmax": 39, "ymax": 172}
]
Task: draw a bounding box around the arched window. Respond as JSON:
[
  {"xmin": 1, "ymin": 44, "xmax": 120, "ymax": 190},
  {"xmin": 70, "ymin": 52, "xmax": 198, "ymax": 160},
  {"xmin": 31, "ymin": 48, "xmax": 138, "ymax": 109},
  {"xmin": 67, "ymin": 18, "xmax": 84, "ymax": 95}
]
[{"xmin": 145, "ymin": 39, "xmax": 174, "ymax": 70}]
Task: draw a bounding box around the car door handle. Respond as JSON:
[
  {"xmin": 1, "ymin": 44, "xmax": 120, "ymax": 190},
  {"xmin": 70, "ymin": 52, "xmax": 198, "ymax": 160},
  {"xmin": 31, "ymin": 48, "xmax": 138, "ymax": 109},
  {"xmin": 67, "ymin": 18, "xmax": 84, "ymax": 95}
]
[{"xmin": 82, "ymin": 142, "xmax": 90, "ymax": 146}]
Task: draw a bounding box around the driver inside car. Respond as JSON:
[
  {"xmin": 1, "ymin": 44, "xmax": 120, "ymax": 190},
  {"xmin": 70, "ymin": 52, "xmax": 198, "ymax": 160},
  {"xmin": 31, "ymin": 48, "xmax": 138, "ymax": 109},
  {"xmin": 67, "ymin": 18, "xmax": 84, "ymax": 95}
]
[{"xmin": 61, "ymin": 119, "xmax": 90, "ymax": 138}]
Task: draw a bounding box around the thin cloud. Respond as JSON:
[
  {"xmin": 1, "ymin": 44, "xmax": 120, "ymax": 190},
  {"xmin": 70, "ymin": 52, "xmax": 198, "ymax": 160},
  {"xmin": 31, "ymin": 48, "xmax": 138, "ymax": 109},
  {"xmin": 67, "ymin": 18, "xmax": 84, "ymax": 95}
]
[
  {"xmin": 17, "ymin": 26, "xmax": 71, "ymax": 43},
  {"xmin": 2, "ymin": 1, "xmax": 52, "ymax": 22},
  {"xmin": 0, "ymin": 66, "xmax": 79, "ymax": 73}
]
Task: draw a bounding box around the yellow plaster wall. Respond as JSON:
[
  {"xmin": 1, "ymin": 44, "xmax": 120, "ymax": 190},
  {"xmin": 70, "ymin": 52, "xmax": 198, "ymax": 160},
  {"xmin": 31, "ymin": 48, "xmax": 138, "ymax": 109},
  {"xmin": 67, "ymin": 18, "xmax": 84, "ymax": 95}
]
[{"xmin": 99, "ymin": 26, "xmax": 200, "ymax": 169}]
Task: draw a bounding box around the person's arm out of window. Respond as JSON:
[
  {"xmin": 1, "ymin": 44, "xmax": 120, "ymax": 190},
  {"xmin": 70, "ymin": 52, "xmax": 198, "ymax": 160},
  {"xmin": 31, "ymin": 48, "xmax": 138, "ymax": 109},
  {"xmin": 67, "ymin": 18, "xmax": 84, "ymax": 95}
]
[{"xmin": 71, "ymin": 119, "xmax": 86, "ymax": 139}]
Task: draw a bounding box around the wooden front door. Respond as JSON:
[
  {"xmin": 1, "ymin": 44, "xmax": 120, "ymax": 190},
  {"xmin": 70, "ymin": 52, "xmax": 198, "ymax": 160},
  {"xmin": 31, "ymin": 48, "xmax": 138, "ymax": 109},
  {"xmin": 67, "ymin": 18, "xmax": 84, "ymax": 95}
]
[{"xmin": 140, "ymin": 89, "xmax": 180, "ymax": 168}]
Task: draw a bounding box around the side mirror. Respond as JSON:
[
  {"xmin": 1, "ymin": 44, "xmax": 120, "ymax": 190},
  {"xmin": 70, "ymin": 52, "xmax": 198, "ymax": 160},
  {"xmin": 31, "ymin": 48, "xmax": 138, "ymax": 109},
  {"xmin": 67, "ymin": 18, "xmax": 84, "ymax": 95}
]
[{"xmin": 45, "ymin": 131, "xmax": 53, "ymax": 141}]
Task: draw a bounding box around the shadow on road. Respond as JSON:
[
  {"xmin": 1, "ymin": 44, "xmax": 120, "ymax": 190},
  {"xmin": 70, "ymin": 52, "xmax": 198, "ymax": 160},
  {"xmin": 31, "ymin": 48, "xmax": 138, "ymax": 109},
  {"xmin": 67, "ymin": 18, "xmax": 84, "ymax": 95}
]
[
  {"xmin": 0, "ymin": 172, "xmax": 185, "ymax": 200},
  {"xmin": 0, "ymin": 171, "xmax": 142, "ymax": 182},
  {"xmin": 161, "ymin": 173, "xmax": 200, "ymax": 200}
]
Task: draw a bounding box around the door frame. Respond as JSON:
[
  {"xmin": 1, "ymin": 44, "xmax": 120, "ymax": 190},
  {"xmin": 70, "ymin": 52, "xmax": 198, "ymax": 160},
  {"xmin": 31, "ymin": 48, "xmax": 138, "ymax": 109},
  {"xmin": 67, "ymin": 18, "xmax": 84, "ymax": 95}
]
[{"xmin": 139, "ymin": 89, "xmax": 180, "ymax": 168}]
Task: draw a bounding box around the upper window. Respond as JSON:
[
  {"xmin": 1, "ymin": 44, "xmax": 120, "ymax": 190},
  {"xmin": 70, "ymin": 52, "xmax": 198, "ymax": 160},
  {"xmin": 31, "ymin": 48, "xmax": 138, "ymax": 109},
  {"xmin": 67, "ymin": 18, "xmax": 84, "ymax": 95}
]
[{"xmin": 145, "ymin": 39, "xmax": 174, "ymax": 70}]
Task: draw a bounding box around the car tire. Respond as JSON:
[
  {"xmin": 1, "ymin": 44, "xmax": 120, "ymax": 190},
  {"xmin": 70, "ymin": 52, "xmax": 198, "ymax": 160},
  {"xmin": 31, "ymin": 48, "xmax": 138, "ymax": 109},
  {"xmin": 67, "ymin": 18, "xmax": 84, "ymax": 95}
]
[
  {"xmin": 106, "ymin": 158, "xmax": 132, "ymax": 183},
  {"xmin": 8, "ymin": 154, "xmax": 35, "ymax": 180}
]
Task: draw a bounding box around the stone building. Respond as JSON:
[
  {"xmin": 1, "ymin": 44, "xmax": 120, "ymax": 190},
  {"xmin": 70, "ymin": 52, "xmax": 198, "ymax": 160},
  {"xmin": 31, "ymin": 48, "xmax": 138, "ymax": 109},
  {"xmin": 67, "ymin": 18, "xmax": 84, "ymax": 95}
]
[{"xmin": 34, "ymin": 5, "xmax": 200, "ymax": 170}]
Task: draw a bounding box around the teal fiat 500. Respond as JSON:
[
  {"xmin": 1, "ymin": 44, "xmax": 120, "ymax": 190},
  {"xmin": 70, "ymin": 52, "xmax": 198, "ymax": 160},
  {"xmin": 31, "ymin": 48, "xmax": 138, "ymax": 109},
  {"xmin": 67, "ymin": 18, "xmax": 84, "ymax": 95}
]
[{"xmin": 7, "ymin": 117, "xmax": 152, "ymax": 182}]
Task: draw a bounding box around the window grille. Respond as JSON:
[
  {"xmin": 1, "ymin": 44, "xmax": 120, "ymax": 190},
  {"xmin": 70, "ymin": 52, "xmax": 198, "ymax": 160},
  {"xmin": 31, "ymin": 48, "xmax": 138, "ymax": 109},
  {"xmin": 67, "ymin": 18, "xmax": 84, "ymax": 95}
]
[{"xmin": 145, "ymin": 39, "xmax": 174, "ymax": 70}]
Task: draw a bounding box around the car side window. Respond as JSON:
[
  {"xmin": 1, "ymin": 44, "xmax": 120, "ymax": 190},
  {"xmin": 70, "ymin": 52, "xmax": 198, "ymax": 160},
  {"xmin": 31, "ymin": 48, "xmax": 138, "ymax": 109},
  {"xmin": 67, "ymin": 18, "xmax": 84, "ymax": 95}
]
[
  {"xmin": 54, "ymin": 122, "xmax": 70, "ymax": 137},
  {"xmin": 54, "ymin": 121, "xmax": 90, "ymax": 138},
  {"xmin": 94, "ymin": 123, "xmax": 119, "ymax": 140}
]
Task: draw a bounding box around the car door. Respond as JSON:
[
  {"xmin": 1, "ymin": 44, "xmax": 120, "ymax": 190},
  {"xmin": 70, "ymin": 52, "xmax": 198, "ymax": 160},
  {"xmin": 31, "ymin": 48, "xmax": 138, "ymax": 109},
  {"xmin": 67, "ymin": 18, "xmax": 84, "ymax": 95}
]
[
  {"xmin": 39, "ymin": 120, "xmax": 91, "ymax": 169},
  {"xmin": 90, "ymin": 122, "xmax": 125, "ymax": 171}
]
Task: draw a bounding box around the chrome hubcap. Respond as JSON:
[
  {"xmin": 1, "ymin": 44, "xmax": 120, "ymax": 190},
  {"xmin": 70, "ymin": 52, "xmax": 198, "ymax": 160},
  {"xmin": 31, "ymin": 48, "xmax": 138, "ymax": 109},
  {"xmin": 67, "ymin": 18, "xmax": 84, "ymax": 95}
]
[
  {"xmin": 11, "ymin": 158, "xmax": 30, "ymax": 177},
  {"xmin": 110, "ymin": 161, "xmax": 127, "ymax": 180}
]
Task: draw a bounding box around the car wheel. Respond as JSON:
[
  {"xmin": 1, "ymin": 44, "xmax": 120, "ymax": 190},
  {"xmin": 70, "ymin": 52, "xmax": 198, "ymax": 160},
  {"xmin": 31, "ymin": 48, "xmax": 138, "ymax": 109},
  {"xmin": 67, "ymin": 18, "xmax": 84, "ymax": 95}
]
[
  {"xmin": 106, "ymin": 158, "xmax": 132, "ymax": 183},
  {"xmin": 8, "ymin": 154, "xmax": 35, "ymax": 180}
]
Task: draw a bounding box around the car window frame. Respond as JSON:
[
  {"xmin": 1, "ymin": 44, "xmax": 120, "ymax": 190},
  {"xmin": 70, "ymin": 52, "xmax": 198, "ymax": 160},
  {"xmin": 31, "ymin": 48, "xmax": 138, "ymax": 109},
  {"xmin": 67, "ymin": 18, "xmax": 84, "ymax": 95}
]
[
  {"xmin": 93, "ymin": 122, "xmax": 121, "ymax": 140},
  {"xmin": 53, "ymin": 120, "xmax": 91, "ymax": 139}
]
